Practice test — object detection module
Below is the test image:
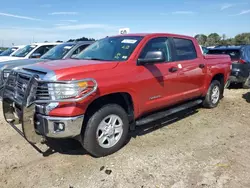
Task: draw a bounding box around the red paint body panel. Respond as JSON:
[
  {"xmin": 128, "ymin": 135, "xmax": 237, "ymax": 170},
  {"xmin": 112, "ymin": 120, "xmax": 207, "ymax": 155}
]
[{"xmin": 42, "ymin": 33, "xmax": 231, "ymax": 119}]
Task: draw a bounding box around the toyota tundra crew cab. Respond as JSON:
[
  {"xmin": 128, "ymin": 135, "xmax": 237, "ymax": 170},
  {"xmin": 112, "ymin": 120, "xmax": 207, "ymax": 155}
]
[{"xmin": 2, "ymin": 33, "xmax": 232, "ymax": 157}]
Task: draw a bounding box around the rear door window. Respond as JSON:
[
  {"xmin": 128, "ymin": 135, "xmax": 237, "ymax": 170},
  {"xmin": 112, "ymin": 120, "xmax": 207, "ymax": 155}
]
[{"xmin": 173, "ymin": 38, "xmax": 197, "ymax": 61}]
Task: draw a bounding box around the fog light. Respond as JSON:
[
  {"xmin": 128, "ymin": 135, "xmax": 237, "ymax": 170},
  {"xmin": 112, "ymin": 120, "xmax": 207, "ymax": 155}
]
[{"xmin": 54, "ymin": 122, "xmax": 65, "ymax": 132}]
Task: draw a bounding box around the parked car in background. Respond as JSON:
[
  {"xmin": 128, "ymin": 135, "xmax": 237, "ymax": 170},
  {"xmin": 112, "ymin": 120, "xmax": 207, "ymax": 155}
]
[
  {"xmin": 207, "ymin": 46, "xmax": 216, "ymax": 49},
  {"xmin": 0, "ymin": 45, "xmax": 25, "ymax": 57},
  {"xmin": 199, "ymin": 45, "xmax": 208, "ymax": 54},
  {"xmin": 0, "ymin": 41, "xmax": 94, "ymax": 88},
  {"xmin": 207, "ymin": 45, "xmax": 250, "ymax": 87},
  {"xmin": 2, "ymin": 33, "xmax": 231, "ymax": 157},
  {"xmin": 0, "ymin": 43, "xmax": 61, "ymax": 62}
]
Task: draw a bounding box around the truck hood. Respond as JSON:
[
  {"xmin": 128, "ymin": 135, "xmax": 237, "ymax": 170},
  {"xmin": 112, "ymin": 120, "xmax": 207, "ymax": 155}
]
[
  {"xmin": 0, "ymin": 58, "xmax": 49, "ymax": 70},
  {"xmin": 36, "ymin": 59, "xmax": 118, "ymax": 71},
  {"xmin": 0, "ymin": 56, "xmax": 25, "ymax": 62},
  {"xmin": 21, "ymin": 59, "xmax": 119, "ymax": 80}
]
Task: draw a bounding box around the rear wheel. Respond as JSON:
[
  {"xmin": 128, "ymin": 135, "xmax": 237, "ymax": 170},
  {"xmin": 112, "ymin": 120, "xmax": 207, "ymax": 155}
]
[
  {"xmin": 81, "ymin": 104, "xmax": 129, "ymax": 157},
  {"xmin": 203, "ymin": 80, "xmax": 221, "ymax": 108}
]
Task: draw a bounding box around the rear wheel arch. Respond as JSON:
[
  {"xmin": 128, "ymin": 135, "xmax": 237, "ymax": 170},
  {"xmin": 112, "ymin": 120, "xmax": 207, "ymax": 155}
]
[{"xmin": 211, "ymin": 73, "xmax": 224, "ymax": 85}]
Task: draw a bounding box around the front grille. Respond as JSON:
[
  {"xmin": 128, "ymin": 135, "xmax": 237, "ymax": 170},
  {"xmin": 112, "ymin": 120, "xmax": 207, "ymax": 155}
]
[
  {"xmin": 4, "ymin": 71, "xmax": 31, "ymax": 105},
  {"xmin": 4, "ymin": 70, "xmax": 50, "ymax": 105},
  {"xmin": 36, "ymin": 83, "xmax": 50, "ymax": 100}
]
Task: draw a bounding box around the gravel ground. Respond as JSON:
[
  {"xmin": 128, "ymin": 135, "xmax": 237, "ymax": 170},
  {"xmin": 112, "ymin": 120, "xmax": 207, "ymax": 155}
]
[{"xmin": 0, "ymin": 88, "xmax": 250, "ymax": 188}]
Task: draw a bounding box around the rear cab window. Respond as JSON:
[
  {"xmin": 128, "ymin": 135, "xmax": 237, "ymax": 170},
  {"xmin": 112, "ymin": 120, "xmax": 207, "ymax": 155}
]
[{"xmin": 173, "ymin": 38, "xmax": 197, "ymax": 61}]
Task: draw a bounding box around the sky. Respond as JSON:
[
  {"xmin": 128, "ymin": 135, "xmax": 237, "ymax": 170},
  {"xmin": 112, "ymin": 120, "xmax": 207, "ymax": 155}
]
[{"xmin": 0, "ymin": 0, "xmax": 250, "ymax": 46}]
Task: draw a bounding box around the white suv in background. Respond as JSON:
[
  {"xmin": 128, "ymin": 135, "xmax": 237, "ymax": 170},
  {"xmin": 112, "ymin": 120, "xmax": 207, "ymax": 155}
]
[
  {"xmin": 0, "ymin": 45, "xmax": 25, "ymax": 57},
  {"xmin": 0, "ymin": 42, "xmax": 62, "ymax": 62}
]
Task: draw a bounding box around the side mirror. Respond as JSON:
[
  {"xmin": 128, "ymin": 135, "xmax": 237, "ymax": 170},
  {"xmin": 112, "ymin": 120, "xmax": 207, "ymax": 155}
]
[
  {"xmin": 30, "ymin": 53, "xmax": 41, "ymax": 58},
  {"xmin": 137, "ymin": 51, "xmax": 165, "ymax": 65}
]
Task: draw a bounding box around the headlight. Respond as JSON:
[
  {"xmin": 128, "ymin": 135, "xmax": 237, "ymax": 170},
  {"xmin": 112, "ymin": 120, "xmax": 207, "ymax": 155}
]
[{"xmin": 47, "ymin": 80, "xmax": 95, "ymax": 100}]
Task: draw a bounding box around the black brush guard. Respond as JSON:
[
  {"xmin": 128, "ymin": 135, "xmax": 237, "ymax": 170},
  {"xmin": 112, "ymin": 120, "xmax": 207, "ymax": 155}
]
[{"xmin": 2, "ymin": 73, "xmax": 44, "ymax": 152}]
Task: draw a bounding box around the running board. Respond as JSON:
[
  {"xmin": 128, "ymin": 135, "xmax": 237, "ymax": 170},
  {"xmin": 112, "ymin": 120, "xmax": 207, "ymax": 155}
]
[{"xmin": 135, "ymin": 99, "xmax": 202, "ymax": 126}]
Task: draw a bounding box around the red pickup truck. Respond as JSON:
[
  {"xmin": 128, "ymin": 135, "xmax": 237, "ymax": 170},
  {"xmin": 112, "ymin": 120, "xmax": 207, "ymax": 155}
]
[{"xmin": 2, "ymin": 33, "xmax": 231, "ymax": 157}]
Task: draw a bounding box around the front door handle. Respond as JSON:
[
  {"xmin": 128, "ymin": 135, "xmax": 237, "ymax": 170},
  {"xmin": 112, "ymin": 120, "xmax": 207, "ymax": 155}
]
[
  {"xmin": 199, "ymin": 64, "xmax": 205, "ymax": 68},
  {"xmin": 169, "ymin": 67, "xmax": 178, "ymax": 73}
]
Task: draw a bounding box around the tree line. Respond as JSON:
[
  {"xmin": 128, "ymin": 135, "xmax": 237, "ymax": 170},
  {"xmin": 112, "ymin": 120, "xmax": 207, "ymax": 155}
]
[
  {"xmin": 65, "ymin": 33, "xmax": 250, "ymax": 47},
  {"xmin": 2, "ymin": 33, "xmax": 250, "ymax": 49},
  {"xmin": 66, "ymin": 37, "xmax": 96, "ymax": 42},
  {"xmin": 195, "ymin": 32, "xmax": 250, "ymax": 47}
]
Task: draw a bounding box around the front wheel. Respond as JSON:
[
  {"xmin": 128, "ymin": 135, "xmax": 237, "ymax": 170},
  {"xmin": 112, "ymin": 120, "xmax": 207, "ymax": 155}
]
[
  {"xmin": 81, "ymin": 104, "xmax": 129, "ymax": 157},
  {"xmin": 202, "ymin": 80, "xmax": 222, "ymax": 108}
]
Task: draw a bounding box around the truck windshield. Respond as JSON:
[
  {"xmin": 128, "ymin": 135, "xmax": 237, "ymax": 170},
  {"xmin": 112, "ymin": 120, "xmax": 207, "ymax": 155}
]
[
  {"xmin": 0, "ymin": 47, "xmax": 18, "ymax": 56},
  {"xmin": 207, "ymin": 49, "xmax": 241, "ymax": 60},
  {"xmin": 12, "ymin": 45, "xmax": 37, "ymax": 57},
  {"xmin": 41, "ymin": 43, "xmax": 75, "ymax": 60},
  {"xmin": 76, "ymin": 36, "xmax": 144, "ymax": 61}
]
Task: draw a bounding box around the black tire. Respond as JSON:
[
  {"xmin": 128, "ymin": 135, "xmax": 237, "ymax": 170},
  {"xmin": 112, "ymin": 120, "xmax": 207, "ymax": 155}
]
[
  {"xmin": 81, "ymin": 104, "xmax": 129, "ymax": 157},
  {"xmin": 202, "ymin": 80, "xmax": 222, "ymax": 108}
]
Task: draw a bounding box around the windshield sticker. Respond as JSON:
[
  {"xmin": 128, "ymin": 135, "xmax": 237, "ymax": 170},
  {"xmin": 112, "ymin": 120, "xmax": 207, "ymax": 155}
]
[
  {"xmin": 121, "ymin": 39, "xmax": 137, "ymax": 44},
  {"xmin": 122, "ymin": 45, "xmax": 130, "ymax": 49},
  {"xmin": 114, "ymin": 53, "xmax": 121, "ymax": 59},
  {"xmin": 122, "ymin": 56, "xmax": 127, "ymax": 59}
]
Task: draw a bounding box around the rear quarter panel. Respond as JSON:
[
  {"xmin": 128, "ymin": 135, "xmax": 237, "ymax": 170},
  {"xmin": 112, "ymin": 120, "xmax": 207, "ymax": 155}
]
[{"xmin": 202, "ymin": 54, "xmax": 231, "ymax": 95}]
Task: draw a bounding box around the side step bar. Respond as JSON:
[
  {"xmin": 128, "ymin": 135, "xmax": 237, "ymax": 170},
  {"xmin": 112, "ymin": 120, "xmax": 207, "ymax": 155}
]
[{"xmin": 135, "ymin": 99, "xmax": 202, "ymax": 126}]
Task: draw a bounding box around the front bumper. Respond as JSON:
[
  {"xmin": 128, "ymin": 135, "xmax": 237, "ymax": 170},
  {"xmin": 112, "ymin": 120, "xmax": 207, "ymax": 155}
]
[
  {"xmin": 35, "ymin": 114, "xmax": 84, "ymax": 138},
  {"xmin": 3, "ymin": 98, "xmax": 84, "ymax": 144},
  {"xmin": 2, "ymin": 69, "xmax": 96, "ymax": 144}
]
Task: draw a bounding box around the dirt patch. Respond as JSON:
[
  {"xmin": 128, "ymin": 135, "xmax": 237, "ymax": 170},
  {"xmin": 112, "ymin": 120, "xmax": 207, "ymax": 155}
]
[{"xmin": 0, "ymin": 88, "xmax": 250, "ymax": 188}]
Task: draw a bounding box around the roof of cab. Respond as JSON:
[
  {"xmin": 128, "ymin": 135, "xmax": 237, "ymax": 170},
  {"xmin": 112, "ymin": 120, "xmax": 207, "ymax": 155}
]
[{"xmin": 110, "ymin": 33, "xmax": 195, "ymax": 40}]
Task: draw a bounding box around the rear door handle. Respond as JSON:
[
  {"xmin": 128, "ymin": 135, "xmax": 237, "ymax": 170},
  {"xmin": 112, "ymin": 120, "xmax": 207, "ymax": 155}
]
[
  {"xmin": 169, "ymin": 67, "xmax": 178, "ymax": 73},
  {"xmin": 199, "ymin": 64, "xmax": 205, "ymax": 68}
]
